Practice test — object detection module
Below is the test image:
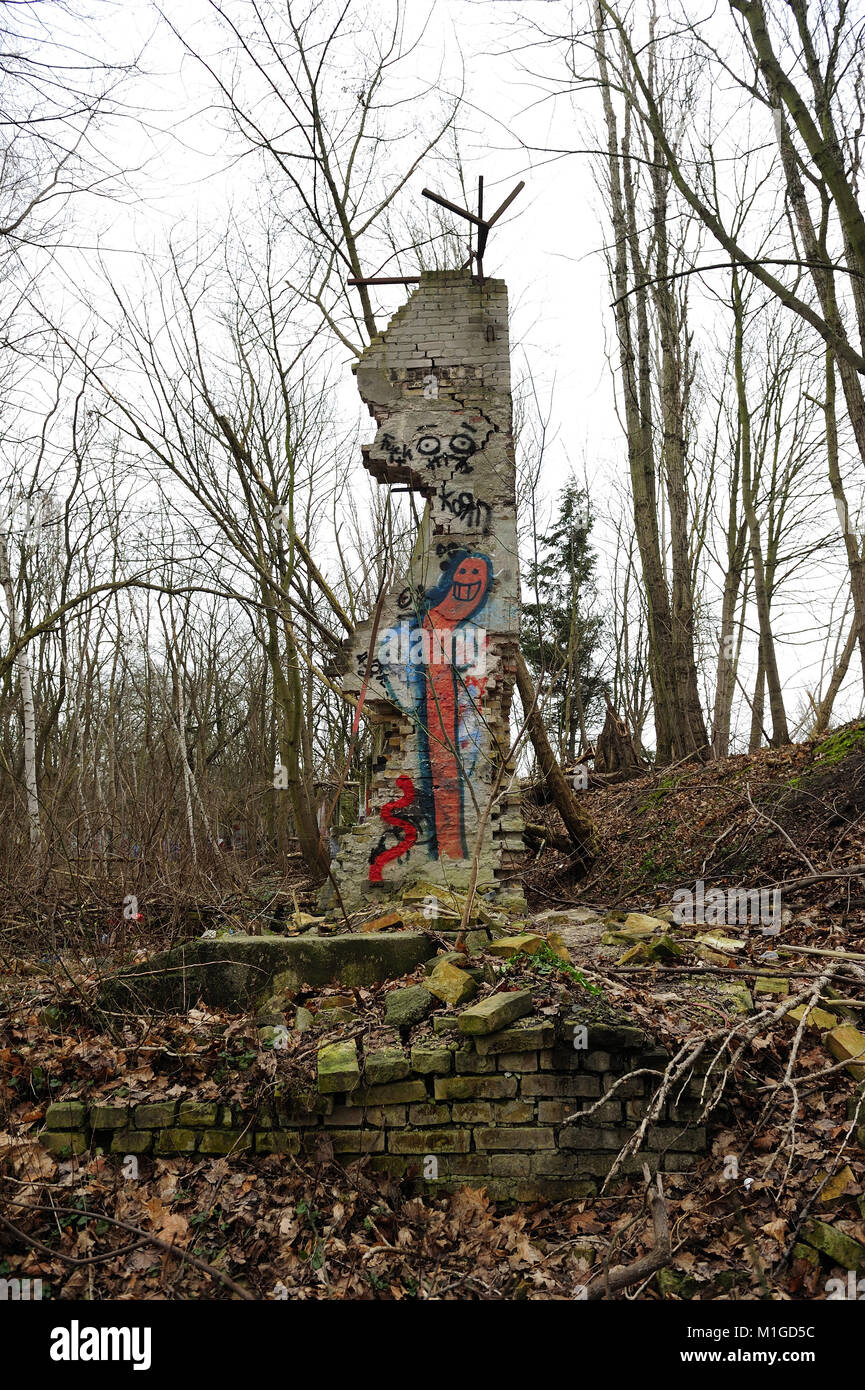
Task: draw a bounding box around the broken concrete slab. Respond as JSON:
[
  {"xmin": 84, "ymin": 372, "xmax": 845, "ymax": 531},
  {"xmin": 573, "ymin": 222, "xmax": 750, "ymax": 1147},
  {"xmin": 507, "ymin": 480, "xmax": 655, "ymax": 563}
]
[{"xmin": 101, "ymin": 932, "xmax": 437, "ymax": 1011}]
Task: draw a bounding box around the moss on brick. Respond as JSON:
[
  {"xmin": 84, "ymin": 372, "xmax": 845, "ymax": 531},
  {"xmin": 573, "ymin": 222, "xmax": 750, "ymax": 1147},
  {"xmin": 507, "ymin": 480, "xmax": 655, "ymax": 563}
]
[{"xmin": 45, "ymin": 1102, "xmax": 86, "ymax": 1130}]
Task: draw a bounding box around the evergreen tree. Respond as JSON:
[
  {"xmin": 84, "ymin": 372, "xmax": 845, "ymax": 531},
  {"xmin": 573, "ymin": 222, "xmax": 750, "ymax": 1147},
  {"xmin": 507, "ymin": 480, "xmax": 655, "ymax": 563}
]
[{"xmin": 522, "ymin": 479, "xmax": 607, "ymax": 762}]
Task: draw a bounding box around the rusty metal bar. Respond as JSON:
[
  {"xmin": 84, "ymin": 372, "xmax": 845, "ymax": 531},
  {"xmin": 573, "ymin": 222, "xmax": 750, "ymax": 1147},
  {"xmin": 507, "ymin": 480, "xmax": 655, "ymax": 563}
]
[
  {"xmin": 484, "ymin": 180, "xmax": 526, "ymax": 230},
  {"xmin": 347, "ymin": 275, "xmax": 421, "ymax": 286},
  {"xmin": 421, "ymin": 186, "xmax": 485, "ymax": 228}
]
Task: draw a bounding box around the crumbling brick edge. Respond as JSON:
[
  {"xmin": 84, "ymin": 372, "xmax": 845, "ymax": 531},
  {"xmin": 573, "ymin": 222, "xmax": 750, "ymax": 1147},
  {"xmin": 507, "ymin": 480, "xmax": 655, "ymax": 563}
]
[{"xmin": 38, "ymin": 1014, "xmax": 708, "ymax": 1203}]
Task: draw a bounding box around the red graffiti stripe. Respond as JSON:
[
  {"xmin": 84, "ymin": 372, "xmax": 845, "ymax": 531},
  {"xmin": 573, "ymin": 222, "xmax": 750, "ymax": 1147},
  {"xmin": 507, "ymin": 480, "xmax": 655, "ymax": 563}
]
[{"xmin": 369, "ymin": 774, "xmax": 418, "ymax": 882}]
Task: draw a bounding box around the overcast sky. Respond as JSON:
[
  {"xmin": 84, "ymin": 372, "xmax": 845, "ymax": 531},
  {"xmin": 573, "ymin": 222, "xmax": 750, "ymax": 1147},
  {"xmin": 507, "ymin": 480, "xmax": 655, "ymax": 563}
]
[{"xmin": 40, "ymin": 0, "xmax": 864, "ymax": 746}]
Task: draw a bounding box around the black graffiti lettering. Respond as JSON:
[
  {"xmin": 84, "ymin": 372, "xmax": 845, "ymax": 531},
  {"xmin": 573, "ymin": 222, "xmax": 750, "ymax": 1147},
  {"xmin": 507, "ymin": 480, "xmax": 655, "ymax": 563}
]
[{"xmin": 437, "ymin": 484, "xmax": 492, "ymax": 531}]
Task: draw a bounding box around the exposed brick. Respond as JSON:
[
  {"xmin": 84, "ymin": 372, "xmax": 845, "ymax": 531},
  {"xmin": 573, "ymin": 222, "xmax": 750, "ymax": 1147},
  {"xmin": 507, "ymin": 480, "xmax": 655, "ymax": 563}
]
[
  {"xmin": 457, "ymin": 990, "xmax": 533, "ymax": 1035},
  {"xmin": 154, "ymin": 1128, "xmax": 197, "ymax": 1155},
  {"xmin": 537, "ymin": 1101, "xmax": 574, "ymax": 1124},
  {"xmin": 327, "ymin": 1129, "xmax": 385, "ymax": 1155},
  {"xmin": 134, "ymin": 1103, "xmax": 176, "ymax": 1129},
  {"xmin": 110, "ymin": 1129, "xmax": 152, "ymax": 1155},
  {"xmin": 409, "ymin": 1103, "xmax": 451, "ymax": 1126},
  {"xmin": 364, "ymin": 1049, "xmax": 410, "ymax": 1085},
  {"xmin": 491, "ymin": 1153, "xmax": 531, "ymax": 1176},
  {"xmin": 474, "ymin": 1127, "xmax": 555, "ymax": 1151},
  {"xmin": 89, "ymin": 1105, "xmax": 128, "ymax": 1130},
  {"xmin": 663, "ymin": 1152, "xmax": 700, "ymax": 1171},
  {"xmin": 199, "ymin": 1130, "xmax": 252, "ymax": 1155},
  {"xmin": 582, "ymin": 1051, "xmax": 612, "ymax": 1072},
  {"xmin": 531, "ymin": 1152, "xmax": 586, "ymax": 1177},
  {"xmin": 559, "ymin": 1126, "xmax": 632, "ymax": 1151},
  {"xmin": 41, "ymin": 1131, "xmax": 88, "ymax": 1155},
  {"xmin": 452, "ymin": 1101, "xmax": 492, "ymax": 1123},
  {"xmin": 389, "ymin": 1128, "xmax": 471, "ymax": 1154},
  {"xmin": 178, "ymin": 1102, "xmax": 220, "ymax": 1127},
  {"xmin": 351, "ymin": 1081, "xmax": 427, "ymax": 1106},
  {"xmin": 521, "ymin": 1074, "xmax": 600, "ymax": 1099},
  {"xmin": 613, "ymin": 1077, "xmax": 647, "ymax": 1098},
  {"xmin": 327, "ymin": 1105, "xmax": 406, "ymax": 1127},
  {"xmin": 434, "ymin": 1075, "xmax": 517, "ymax": 1101},
  {"xmin": 45, "ymin": 1102, "xmax": 86, "ymax": 1130},
  {"xmin": 410, "ymin": 1046, "xmax": 453, "ymax": 1075},
  {"xmin": 581, "ymin": 1101, "xmax": 623, "ymax": 1124},
  {"xmin": 454, "ymin": 1048, "xmax": 496, "ymax": 1074},
  {"xmin": 495, "ymin": 1100, "xmax": 534, "ymax": 1123},
  {"xmin": 555, "ymin": 1152, "xmax": 657, "ymax": 1178},
  {"xmin": 562, "ymin": 1019, "xmax": 647, "ymax": 1050},
  {"xmin": 442, "ymin": 1153, "xmax": 490, "ymax": 1177},
  {"xmin": 496, "ymin": 1052, "xmax": 537, "ymax": 1072},
  {"xmin": 255, "ymin": 1130, "xmax": 302, "ymax": 1155},
  {"xmin": 540, "ymin": 1047, "xmax": 580, "ymax": 1071},
  {"xmin": 475, "ymin": 1023, "xmax": 555, "ymax": 1055}
]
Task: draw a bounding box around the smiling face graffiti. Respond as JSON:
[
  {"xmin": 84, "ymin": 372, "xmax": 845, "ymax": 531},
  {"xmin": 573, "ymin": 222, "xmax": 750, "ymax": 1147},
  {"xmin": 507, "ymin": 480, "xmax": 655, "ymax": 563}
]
[{"xmin": 432, "ymin": 556, "xmax": 492, "ymax": 624}]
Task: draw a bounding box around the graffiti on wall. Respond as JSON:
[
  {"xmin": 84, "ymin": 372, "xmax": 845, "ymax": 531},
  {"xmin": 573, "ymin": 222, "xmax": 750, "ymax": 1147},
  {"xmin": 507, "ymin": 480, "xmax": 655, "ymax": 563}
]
[{"xmin": 368, "ymin": 551, "xmax": 493, "ymax": 879}]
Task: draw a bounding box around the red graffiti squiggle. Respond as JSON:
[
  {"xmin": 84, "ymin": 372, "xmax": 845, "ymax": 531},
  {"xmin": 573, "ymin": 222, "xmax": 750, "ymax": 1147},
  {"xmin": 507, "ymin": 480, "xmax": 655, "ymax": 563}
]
[{"xmin": 369, "ymin": 774, "xmax": 417, "ymax": 882}]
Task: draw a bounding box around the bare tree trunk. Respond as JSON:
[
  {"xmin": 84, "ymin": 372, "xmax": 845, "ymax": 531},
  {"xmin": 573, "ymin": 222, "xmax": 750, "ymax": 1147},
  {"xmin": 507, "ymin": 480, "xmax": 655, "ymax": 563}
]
[
  {"xmin": 732, "ymin": 273, "xmax": 789, "ymax": 746},
  {"xmin": 516, "ymin": 653, "xmax": 595, "ymax": 864},
  {"xmin": 0, "ymin": 534, "xmax": 40, "ymax": 848}
]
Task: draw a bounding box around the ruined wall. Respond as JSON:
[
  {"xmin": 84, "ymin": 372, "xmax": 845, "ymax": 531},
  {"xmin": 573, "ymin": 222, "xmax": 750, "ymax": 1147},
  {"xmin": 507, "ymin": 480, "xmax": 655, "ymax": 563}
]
[
  {"xmin": 39, "ymin": 1013, "xmax": 707, "ymax": 1202},
  {"xmin": 329, "ymin": 270, "xmax": 524, "ymax": 910}
]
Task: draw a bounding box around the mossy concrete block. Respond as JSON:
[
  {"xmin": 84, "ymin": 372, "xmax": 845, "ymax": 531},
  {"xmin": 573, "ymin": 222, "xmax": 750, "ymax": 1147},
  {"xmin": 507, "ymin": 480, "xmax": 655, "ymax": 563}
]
[
  {"xmin": 364, "ymin": 1049, "xmax": 410, "ymax": 1085},
  {"xmin": 41, "ymin": 1130, "xmax": 88, "ymax": 1155},
  {"xmin": 154, "ymin": 1128, "xmax": 198, "ymax": 1156},
  {"xmin": 410, "ymin": 1045, "xmax": 453, "ymax": 1074},
  {"xmin": 486, "ymin": 934, "xmax": 544, "ymax": 959},
  {"xmin": 754, "ymin": 976, "xmax": 789, "ymax": 997},
  {"xmin": 802, "ymin": 1219, "xmax": 865, "ymax": 1270},
  {"xmin": 826, "ymin": 1025, "xmax": 865, "ymax": 1080},
  {"xmin": 458, "ymin": 990, "xmax": 533, "ymax": 1036},
  {"xmin": 351, "ymin": 1080, "xmax": 427, "ymax": 1106},
  {"xmin": 717, "ymin": 984, "xmax": 754, "ymax": 1015},
  {"xmin": 135, "ymin": 1103, "xmax": 177, "ymax": 1129},
  {"xmin": 474, "ymin": 1126, "xmax": 555, "ymax": 1151},
  {"xmin": 426, "ymin": 961, "xmax": 477, "ymax": 1007},
  {"xmin": 424, "ymin": 951, "xmax": 464, "ymax": 975},
  {"xmin": 327, "ymin": 1129, "xmax": 385, "ymax": 1155},
  {"xmin": 317, "ymin": 1039, "xmax": 360, "ymax": 1093},
  {"xmin": 787, "ymin": 1004, "xmax": 838, "ymax": 1031},
  {"xmin": 409, "ymin": 1102, "xmax": 451, "ymax": 1125},
  {"xmin": 45, "ymin": 1102, "xmax": 86, "ymax": 1130},
  {"xmin": 475, "ymin": 1022, "xmax": 555, "ymax": 1055},
  {"xmin": 101, "ymin": 932, "xmax": 437, "ymax": 1009},
  {"xmin": 110, "ymin": 1129, "xmax": 153, "ymax": 1154},
  {"xmin": 255, "ymin": 1130, "xmax": 301, "ymax": 1154},
  {"xmin": 315, "ymin": 1008, "xmax": 355, "ymax": 1027},
  {"xmin": 389, "ymin": 1128, "xmax": 471, "ymax": 1154},
  {"xmin": 178, "ymin": 1102, "xmax": 220, "ymax": 1127},
  {"xmin": 384, "ymin": 984, "xmax": 433, "ymax": 1027},
  {"xmin": 199, "ymin": 1130, "xmax": 252, "ymax": 1155},
  {"xmin": 89, "ymin": 1106, "xmax": 129, "ymax": 1130},
  {"xmin": 432, "ymin": 1016, "xmax": 459, "ymax": 1035},
  {"xmin": 465, "ymin": 930, "xmax": 489, "ymax": 954},
  {"xmin": 434, "ymin": 1075, "xmax": 517, "ymax": 1101}
]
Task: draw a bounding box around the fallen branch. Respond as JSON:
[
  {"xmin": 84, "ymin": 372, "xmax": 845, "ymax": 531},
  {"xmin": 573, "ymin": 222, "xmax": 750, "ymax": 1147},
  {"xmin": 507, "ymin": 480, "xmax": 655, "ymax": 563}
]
[{"xmin": 585, "ymin": 1165, "xmax": 671, "ymax": 1299}]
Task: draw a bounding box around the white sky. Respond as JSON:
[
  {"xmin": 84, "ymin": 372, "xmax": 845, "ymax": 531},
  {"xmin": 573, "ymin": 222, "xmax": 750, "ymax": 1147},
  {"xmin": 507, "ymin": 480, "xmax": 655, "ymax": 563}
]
[{"xmin": 27, "ymin": 0, "xmax": 865, "ymax": 748}]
